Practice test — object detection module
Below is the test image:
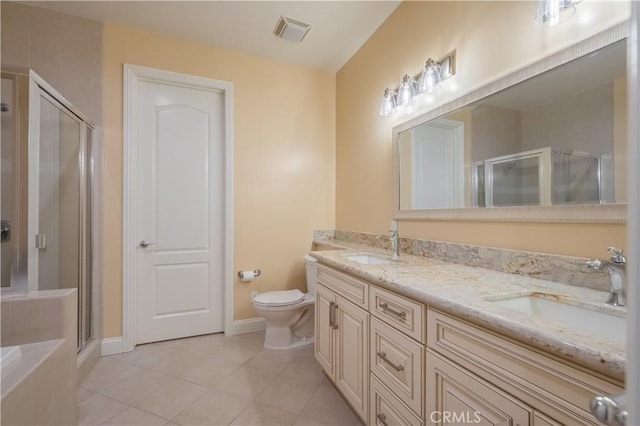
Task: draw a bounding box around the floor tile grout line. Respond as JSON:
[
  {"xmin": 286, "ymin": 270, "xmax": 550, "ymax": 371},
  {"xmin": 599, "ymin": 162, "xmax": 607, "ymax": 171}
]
[{"xmin": 79, "ymin": 332, "xmax": 359, "ymax": 426}]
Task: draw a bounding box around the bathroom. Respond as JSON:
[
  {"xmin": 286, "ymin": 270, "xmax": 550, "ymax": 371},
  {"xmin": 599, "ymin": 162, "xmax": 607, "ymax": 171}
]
[{"xmin": 0, "ymin": 0, "xmax": 638, "ymax": 425}]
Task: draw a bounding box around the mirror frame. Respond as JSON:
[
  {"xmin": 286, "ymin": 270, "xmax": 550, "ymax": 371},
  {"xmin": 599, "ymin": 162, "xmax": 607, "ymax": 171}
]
[{"xmin": 393, "ymin": 21, "xmax": 628, "ymax": 224}]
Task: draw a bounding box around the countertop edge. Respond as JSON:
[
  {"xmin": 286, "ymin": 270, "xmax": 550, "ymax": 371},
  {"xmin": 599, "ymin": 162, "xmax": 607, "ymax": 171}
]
[{"xmin": 309, "ymin": 245, "xmax": 626, "ymax": 383}]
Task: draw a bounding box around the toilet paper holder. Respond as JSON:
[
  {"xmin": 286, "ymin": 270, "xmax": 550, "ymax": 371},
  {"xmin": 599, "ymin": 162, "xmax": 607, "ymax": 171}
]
[{"xmin": 238, "ymin": 269, "xmax": 261, "ymax": 279}]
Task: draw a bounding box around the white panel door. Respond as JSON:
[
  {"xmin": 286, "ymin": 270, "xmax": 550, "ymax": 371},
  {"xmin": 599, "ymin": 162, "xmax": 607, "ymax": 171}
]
[
  {"xmin": 412, "ymin": 119, "xmax": 464, "ymax": 209},
  {"xmin": 135, "ymin": 78, "xmax": 224, "ymax": 344}
]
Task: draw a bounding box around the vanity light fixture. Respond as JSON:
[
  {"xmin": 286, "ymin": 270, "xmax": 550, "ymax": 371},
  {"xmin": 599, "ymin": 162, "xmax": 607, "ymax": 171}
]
[
  {"xmin": 379, "ymin": 88, "xmax": 397, "ymax": 117},
  {"xmin": 378, "ymin": 50, "xmax": 456, "ymax": 117},
  {"xmin": 535, "ymin": 0, "xmax": 582, "ymax": 26},
  {"xmin": 417, "ymin": 58, "xmax": 440, "ymax": 93},
  {"xmin": 397, "ymin": 74, "xmax": 417, "ymax": 107}
]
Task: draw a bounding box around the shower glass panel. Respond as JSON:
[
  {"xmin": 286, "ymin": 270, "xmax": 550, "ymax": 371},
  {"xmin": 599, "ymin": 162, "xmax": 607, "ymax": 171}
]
[
  {"xmin": 38, "ymin": 93, "xmax": 82, "ymax": 293},
  {"xmin": 491, "ymin": 156, "xmax": 541, "ymax": 206},
  {"xmin": 552, "ymin": 154, "xmax": 601, "ymax": 204},
  {"xmin": 1, "ymin": 76, "xmax": 15, "ymax": 288}
]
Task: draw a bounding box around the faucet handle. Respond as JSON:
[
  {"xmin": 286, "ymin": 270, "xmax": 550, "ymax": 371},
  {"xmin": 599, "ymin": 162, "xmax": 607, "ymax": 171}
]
[
  {"xmin": 586, "ymin": 259, "xmax": 602, "ymax": 269},
  {"xmin": 607, "ymin": 247, "xmax": 626, "ymax": 264}
]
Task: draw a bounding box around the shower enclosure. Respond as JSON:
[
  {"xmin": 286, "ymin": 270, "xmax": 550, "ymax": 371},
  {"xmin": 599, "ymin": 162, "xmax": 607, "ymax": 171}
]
[
  {"xmin": 1, "ymin": 67, "xmax": 94, "ymax": 352},
  {"xmin": 472, "ymin": 147, "xmax": 613, "ymax": 208}
]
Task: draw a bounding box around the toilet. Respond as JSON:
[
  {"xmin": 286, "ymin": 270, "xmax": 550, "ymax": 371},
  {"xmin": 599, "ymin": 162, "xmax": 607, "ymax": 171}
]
[{"xmin": 251, "ymin": 255, "xmax": 317, "ymax": 349}]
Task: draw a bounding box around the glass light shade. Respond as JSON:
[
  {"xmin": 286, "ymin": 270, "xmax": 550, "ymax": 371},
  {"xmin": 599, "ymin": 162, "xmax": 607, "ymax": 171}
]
[
  {"xmin": 535, "ymin": 0, "xmax": 581, "ymax": 26},
  {"xmin": 379, "ymin": 88, "xmax": 397, "ymax": 117},
  {"xmin": 418, "ymin": 58, "xmax": 441, "ymax": 93},
  {"xmin": 396, "ymin": 74, "xmax": 416, "ymax": 106}
]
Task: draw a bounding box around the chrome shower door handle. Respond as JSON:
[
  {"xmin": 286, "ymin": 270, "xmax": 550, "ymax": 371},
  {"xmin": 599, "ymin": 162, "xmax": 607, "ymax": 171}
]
[
  {"xmin": 139, "ymin": 240, "xmax": 156, "ymax": 248},
  {"xmin": 1, "ymin": 220, "xmax": 11, "ymax": 242}
]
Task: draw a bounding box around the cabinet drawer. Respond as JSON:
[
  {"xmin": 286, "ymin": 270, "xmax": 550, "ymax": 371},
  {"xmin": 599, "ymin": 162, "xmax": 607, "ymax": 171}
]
[
  {"xmin": 317, "ymin": 265, "xmax": 368, "ymax": 309},
  {"xmin": 427, "ymin": 309, "xmax": 622, "ymax": 425},
  {"xmin": 370, "ymin": 285, "xmax": 425, "ymax": 343},
  {"xmin": 427, "ymin": 349, "xmax": 531, "ymax": 426},
  {"xmin": 370, "ymin": 374, "xmax": 423, "ymax": 426},
  {"xmin": 371, "ymin": 317, "xmax": 424, "ymax": 416}
]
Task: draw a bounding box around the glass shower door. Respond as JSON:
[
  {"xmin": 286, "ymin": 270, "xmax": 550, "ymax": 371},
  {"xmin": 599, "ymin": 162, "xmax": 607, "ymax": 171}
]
[
  {"xmin": 32, "ymin": 86, "xmax": 92, "ymax": 350},
  {"xmin": 37, "ymin": 92, "xmax": 82, "ymax": 293}
]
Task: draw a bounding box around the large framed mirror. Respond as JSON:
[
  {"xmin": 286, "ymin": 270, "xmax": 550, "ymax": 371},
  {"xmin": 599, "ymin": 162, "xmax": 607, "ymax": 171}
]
[{"xmin": 394, "ymin": 22, "xmax": 627, "ymax": 223}]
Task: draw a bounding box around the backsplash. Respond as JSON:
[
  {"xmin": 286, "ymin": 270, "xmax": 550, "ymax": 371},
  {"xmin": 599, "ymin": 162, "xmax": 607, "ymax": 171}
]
[{"xmin": 313, "ymin": 230, "xmax": 610, "ymax": 292}]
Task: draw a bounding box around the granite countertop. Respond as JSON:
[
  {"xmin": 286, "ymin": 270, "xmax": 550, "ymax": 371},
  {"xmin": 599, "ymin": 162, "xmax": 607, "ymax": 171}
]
[{"xmin": 309, "ymin": 240, "xmax": 626, "ymax": 381}]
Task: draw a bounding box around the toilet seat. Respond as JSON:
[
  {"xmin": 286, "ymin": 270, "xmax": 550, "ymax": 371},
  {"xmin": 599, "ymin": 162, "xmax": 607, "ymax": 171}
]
[{"xmin": 253, "ymin": 289, "xmax": 304, "ymax": 307}]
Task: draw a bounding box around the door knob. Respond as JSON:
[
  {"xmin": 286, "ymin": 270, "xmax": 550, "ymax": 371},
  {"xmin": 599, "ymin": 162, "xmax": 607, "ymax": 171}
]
[
  {"xmin": 590, "ymin": 393, "xmax": 627, "ymax": 425},
  {"xmin": 139, "ymin": 240, "xmax": 156, "ymax": 248},
  {"xmin": 1, "ymin": 220, "xmax": 11, "ymax": 242}
]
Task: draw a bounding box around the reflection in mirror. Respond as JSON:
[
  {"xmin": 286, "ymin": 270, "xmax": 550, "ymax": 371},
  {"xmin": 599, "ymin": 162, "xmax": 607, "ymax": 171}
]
[{"xmin": 397, "ymin": 39, "xmax": 626, "ymax": 211}]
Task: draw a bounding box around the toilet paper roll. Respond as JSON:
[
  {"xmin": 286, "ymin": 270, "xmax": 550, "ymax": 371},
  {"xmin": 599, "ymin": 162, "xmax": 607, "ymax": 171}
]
[{"xmin": 241, "ymin": 270, "xmax": 255, "ymax": 282}]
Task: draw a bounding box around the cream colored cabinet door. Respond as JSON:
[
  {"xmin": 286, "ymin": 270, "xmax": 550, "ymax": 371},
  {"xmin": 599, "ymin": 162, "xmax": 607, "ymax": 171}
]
[
  {"xmin": 335, "ymin": 295, "xmax": 369, "ymax": 424},
  {"xmin": 314, "ymin": 284, "xmax": 336, "ymax": 380},
  {"xmin": 427, "ymin": 350, "xmax": 531, "ymax": 426}
]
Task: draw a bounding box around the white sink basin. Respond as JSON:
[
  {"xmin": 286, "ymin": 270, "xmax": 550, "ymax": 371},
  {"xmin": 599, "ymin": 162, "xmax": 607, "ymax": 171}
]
[
  {"xmin": 343, "ymin": 254, "xmax": 392, "ymax": 265},
  {"xmin": 491, "ymin": 294, "xmax": 626, "ymax": 343}
]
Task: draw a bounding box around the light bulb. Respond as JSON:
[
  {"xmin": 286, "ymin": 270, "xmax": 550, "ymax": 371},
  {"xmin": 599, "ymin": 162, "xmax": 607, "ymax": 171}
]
[
  {"xmin": 379, "ymin": 88, "xmax": 397, "ymax": 117},
  {"xmin": 418, "ymin": 59, "xmax": 441, "ymax": 93},
  {"xmin": 535, "ymin": 0, "xmax": 581, "ymax": 27},
  {"xmin": 397, "ymin": 74, "xmax": 416, "ymax": 106}
]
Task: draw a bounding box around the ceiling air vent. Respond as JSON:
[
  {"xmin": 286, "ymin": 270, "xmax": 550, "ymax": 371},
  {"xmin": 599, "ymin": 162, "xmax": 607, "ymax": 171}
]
[{"xmin": 273, "ymin": 15, "xmax": 311, "ymax": 43}]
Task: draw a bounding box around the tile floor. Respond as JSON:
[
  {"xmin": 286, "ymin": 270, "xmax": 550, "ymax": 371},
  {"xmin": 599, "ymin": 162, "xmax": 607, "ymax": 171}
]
[{"xmin": 79, "ymin": 331, "xmax": 362, "ymax": 425}]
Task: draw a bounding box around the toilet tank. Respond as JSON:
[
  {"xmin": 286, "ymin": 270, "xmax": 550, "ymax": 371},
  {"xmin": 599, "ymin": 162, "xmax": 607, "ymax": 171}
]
[{"xmin": 304, "ymin": 255, "xmax": 317, "ymax": 296}]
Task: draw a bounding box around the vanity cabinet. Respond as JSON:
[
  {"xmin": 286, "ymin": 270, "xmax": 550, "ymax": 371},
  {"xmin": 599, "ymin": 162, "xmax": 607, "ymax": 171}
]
[
  {"xmin": 426, "ymin": 308, "xmax": 624, "ymax": 425},
  {"xmin": 314, "ymin": 265, "xmax": 369, "ymax": 423},
  {"xmin": 313, "ymin": 261, "xmax": 623, "ymax": 426}
]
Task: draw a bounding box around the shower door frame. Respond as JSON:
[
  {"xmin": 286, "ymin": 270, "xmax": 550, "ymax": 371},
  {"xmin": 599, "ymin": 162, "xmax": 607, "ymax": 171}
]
[{"xmin": 2, "ymin": 67, "xmax": 96, "ymax": 353}]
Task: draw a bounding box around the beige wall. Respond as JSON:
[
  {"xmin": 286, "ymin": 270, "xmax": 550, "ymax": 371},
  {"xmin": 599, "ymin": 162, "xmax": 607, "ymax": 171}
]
[
  {"xmin": 1, "ymin": 2, "xmax": 104, "ymax": 342},
  {"xmin": 1, "ymin": 2, "xmax": 102, "ymax": 125},
  {"xmin": 336, "ymin": 1, "xmax": 629, "ymax": 258},
  {"xmin": 103, "ymin": 23, "xmax": 335, "ymax": 337}
]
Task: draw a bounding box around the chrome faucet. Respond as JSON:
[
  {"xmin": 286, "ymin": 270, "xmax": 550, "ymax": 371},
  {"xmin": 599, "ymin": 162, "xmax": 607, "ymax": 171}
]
[
  {"xmin": 586, "ymin": 247, "xmax": 627, "ymax": 307},
  {"xmin": 389, "ymin": 230, "xmax": 400, "ymax": 261}
]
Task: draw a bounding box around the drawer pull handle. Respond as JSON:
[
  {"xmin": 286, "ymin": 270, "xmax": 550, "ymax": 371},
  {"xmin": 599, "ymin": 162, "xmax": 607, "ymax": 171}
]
[
  {"xmin": 329, "ymin": 302, "xmax": 339, "ymax": 330},
  {"xmin": 379, "ymin": 302, "xmax": 406, "ymax": 319},
  {"xmin": 377, "ymin": 351, "xmax": 404, "ymax": 372},
  {"xmin": 377, "ymin": 413, "xmax": 388, "ymax": 426},
  {"xmin": 329, "ymin": 301, "xmax": 335, "ymax": 328}
]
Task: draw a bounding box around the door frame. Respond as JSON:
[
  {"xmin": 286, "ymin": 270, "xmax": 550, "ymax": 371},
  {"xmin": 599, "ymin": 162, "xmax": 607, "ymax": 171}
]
[
  {"xmin": 122, "ymin": 64, "xmax": 234, "ymax": 352},
  {"xmin": 627, "ymin": 4, "xmax": 639, "ymax": 423}
]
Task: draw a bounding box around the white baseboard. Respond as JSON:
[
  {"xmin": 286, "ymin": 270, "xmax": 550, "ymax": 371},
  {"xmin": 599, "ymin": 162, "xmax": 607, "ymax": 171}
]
[
  {"xmin": 101, "ymin": 319, "xmax": 264, "ymax": 354},
  {"xmin": 101, "ymin": 337, "xmax": 124, "ymax": 356},
  {"xmin": 229, "ymin": 317, "xmax": 266, "ymax": 336}
]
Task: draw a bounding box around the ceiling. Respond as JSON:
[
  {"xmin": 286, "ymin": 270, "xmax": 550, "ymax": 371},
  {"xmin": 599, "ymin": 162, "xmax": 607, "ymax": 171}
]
[
  {"xmin": 21, "ymin": 1, "xmax": 401, "ymax": 72},
  {"xmin": 484, "ymin": 39, "xmax": 626, "ymax": 111}
]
